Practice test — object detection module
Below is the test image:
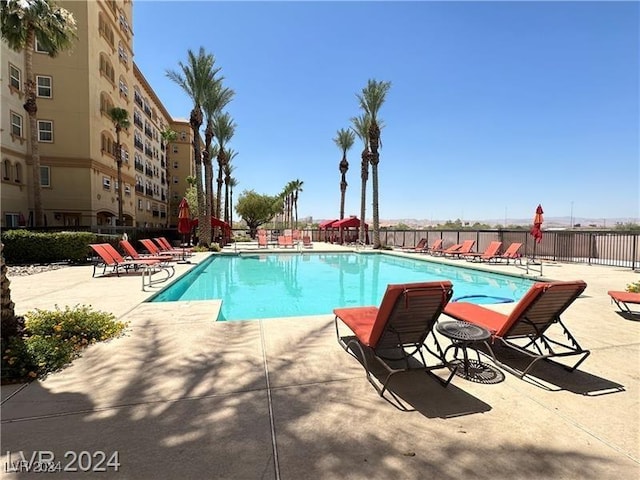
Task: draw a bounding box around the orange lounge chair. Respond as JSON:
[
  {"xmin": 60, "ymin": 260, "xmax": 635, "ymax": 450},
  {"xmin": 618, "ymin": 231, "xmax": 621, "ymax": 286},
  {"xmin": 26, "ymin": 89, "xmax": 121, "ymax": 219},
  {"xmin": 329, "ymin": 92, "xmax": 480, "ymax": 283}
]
[
  {"xmin": 140, "ymin": 238, "xmax": 183, "ymax": 258},
  {"xmin": 302, "ymin": 235, "xmax": 313, "ymax": 248},
  {"xmin": 158, "ymin": 237, "xmax": 193, "ymax": 253},
  {"xmin": 89, "ymin": 243, "xmax": 162, "ymax": 276},
  {"xmin": 277, "ymin": 235, "xmax": 293, "ymax": 248},
  {"xmin": 463, "ymin": 241, "xmax": 503, "ymax": 262},
  {"xmin": 102, "ymin": 243, "xmax": 174, "ymax": 277},
  {"xmin": 444, "ymin": 280, "xmax": 590, "ymax": 379},
  {"xmin": 608, "ymin": 290, "xmax": 640, "ymax": 315},
  {"xmin": 443, "ymin": 240, "xmax": 475, "ymax": 258},
  {"xmin": 120, "ymin": 239, "xmax": 175, "ymax": 262},
  {"xmin": 400, "ymin": 238, "xmax": 427, "ymax": 252},
  {"xmin": 153, "ymin": 237, "xmax": 192, "ymax": 256},
  {"xmin": 334, "ymin": 281, "xmax": 456, "ymax": 398},
  {"xmin": 420, "ymin": 238, "xmax": 443, "ymax": 254},
  {"xmin": 431, "ymin": 242, "xmax": 461, "ymax": 256},
  {"xmin": 496, "ymin": 242, "xmax": 523, "ymax": 263},
  {"xmin": 257, "ymin": 234, "xmax": 268, "ymax": 248}
]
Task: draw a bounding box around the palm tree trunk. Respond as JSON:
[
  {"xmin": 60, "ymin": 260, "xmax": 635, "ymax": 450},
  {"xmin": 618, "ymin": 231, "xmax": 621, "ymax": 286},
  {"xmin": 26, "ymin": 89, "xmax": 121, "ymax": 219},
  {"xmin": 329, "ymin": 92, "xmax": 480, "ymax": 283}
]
[
  {"xmin": 24, "ymin": 30, "xmax": 43, "ymax": 226},
  {"xmin": 202, "ymin": 148, "xmax": 213, "ymax": 245},
  {"xmin": 116, "ymin": 129, "xmax": 124, "ymax": 228},
  {"xmin": 1, "ymin": 243, "xmax": 18, "ymax": 340},
  {"xmin": 190, "ymin": 109, "xmax": 206, "ymax": 246},
  {"xmin": 371, "ymin": 157, "xmax": 380, "ymax": 248},
  {"xmin": 359, "ymin": 149, "xmax": 369, "ymax": 243},
  {"xmin": 339, "ymin": 179, "xmax": 346, "ymax": 219}
]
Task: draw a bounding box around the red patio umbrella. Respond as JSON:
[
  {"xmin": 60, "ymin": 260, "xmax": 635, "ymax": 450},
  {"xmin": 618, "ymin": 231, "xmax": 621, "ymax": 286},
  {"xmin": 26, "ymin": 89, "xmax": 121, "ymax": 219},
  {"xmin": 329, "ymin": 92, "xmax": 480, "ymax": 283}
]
[
  {"xmin": 530, "ymin": 204, "xmax": 544, "ymax": 243},
  {"xmin": 177, "ymin": 198, "xmax": 191, "ymax": 261}
]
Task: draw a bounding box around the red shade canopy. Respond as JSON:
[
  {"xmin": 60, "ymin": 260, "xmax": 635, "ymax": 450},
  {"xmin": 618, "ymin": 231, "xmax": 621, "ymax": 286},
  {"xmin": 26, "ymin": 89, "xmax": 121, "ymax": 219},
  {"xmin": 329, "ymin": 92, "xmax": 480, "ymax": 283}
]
[
  {"xmin": 319, "ymin": 219, "xmax": 338, "ymax": 229},
  {"xmin": 191, "ymin": 217, "xmax": 231, "ymax": 233},
  {"xmin": 177, "ymin": 198, "xmax": 191, "ymax": 235},
  {"xmin": 333, "ymin": 216, "xmax": 368, "ymax": 229}
]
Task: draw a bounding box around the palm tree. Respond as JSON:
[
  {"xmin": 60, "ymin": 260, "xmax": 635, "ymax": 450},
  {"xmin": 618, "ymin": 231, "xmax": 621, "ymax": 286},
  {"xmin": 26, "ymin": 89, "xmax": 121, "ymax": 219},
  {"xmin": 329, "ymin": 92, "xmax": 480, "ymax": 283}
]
[
  {"xmin": 166, "ymin": 47, "xmax": 219, "ymax": 246},
  {"xmin": 333, "ymin": 128, "xmax": 355, "ymax": 220},
  {"xmin": 357, "ymin": 79, "xmax": 391, "ymax": 248},
  {"xmin": 212, "ymin": 112, "xmax": 236, "ymax": 235},
  {"xmin": 107, "ymin": 107, "xmax": 130, "ymax": 228},
  {"xmin": 203, "ymin": 82, "xmax": 234, "ymax": 243},
  {"xmin": 1, "ymin": 0, "xmax": 77, "ymax": 226},
  {"xmin": 291, "ymin": 179, "xmax": 304, "ymax": 228},
  {"xmin": 228, "ymin": 177, "xmax": 238, "ymax": 228},
  {"xmin": 160, "ymin": 128, "xmax": 178, "ymax": 226},
  {"xmin": 223, "ymin": 149, "xmax": 237, "ymax": 225},
  {"xmin": 351, "ymin": 114, "xmax": 371, "ymax": 244}
]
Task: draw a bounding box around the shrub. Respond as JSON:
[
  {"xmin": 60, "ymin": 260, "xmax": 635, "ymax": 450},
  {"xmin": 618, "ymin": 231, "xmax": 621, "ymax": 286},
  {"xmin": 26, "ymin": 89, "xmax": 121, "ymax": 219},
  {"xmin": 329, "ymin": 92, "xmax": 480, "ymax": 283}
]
[
  {"xmin": 627, "ymin": 281, "xmax": 640, "ymax": 293},
  {"xmin": 1, "ymin": 230, "xmax": 97, "ymax": 264},
  {"xmin": 1, "ymin": 305, "xmax": 128, "ymax": 382}
]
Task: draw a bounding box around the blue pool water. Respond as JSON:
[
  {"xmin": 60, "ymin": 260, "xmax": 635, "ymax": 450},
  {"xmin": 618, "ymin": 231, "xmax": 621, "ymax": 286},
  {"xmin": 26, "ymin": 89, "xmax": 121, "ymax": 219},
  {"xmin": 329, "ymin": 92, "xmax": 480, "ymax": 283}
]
[{"xmin": 150, "ymin": 252, "xmax": 534, "ymax": 322}]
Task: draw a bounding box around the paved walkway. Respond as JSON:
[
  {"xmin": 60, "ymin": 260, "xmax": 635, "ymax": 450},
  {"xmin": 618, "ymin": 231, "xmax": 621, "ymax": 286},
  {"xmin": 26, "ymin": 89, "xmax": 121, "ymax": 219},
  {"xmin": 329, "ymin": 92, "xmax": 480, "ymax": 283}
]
[{"xmin": 2, "ymin": 244, "xmax": 639, "ymax": 479}]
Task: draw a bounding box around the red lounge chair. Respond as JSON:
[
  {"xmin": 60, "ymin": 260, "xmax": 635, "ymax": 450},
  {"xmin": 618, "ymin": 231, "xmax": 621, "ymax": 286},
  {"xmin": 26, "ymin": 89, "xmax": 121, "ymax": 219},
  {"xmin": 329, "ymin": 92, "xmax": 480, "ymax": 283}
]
[
  {"xmin": 120, "ymin": 239, "xmax": 175, "ymax": 262},
  {"xmin": 608, "ymin": 291, "xmax": 640, "ymax": 315},
  {"xmin": 334, "ymin": 281, "xmax": 456, "ymax": 397},
  {"xmin": 302, "ymin": 236, "xmax": 313, "ymax": 248},
  {"xmin": 140, "ymin": 238, "xmax": 183, "ymax": 258},
  {"xmin": 158, "ymin": 237, "xmax": 193, "ymax": 253},
  {"xmin": 420, "ymin": 238, "xmax": 443, "ymax": 254},
  {"xmin": 463, "ymin": 241, "xmax": 503, "ymax": 262},
  {"xmin": 444, "ymin": 280, "xmax": 590, "ymax": 379},
  {"xmin": 89, "ymin": 243, "xmax": 163, "ymax": 276},
  {"xmin": 443, "ymin": 240, "xmax": 476, "ymax": 258},
  {"xmin": 400, "ymin": 238, "xmax": 426, "ymax": 252},
  {"xmin": 497, "ymin": 242, "xmax": 523, "ymax": 263},
  {"xmin": 257, "ymin": 234, "xmax": 268, "ymax": 248},
  {"xmin": 153, "ymin": 237, "xmax": 192, "ymax": 256},
  {"xmin": 431, "ymin": 242, "xmax": 461, "ymax": 256},
  {"xmin": 278, "ymin": 235, "xmax": 293, "ymax": 248}
]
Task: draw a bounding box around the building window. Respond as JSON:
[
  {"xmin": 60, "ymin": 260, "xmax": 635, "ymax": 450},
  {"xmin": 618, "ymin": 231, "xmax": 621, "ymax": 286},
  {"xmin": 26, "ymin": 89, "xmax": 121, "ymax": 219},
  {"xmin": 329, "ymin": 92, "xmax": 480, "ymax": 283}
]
[
  {"xmin": 172, "ymin": 145, "xmax": 178, "ymax": 154},
  {"xmin": 173, "ymin": 160, "xmax": 179, "ymax": 168},
  {"xmin": 180, "ymin": 131, "xmax": 186, "ymax": 140},
  {"xmin": 34, "ymin": 37, "xmax": 49, "ymax": 53},
  {"xmin": 37, "ymin": 120, "xmax": 53, "ymax": 142},
  {"xmin": 146, "ymin": 201, "xmax": 151, "ymax": 211},
  {"xmin": 103, "ymin": 176, "xmax": 111, "ymax": 190},
  {"xmin": 137, "ymin": 199, "xmax": 143, "ymax": 210},
  {"xmin": 36, "ymin": 75, "xmax": 52, "ymax": 98},
  {"xmin": 119, "ymin": 78, "xmax": 128, "ymax": 98},
  {"xmin": 118, "ymin": 42, "xmax": 128, "ymax": 66},
  {"xmin": 40, "ymin": 166, "xmax": 50, "ymax": 187},
  {"xmin": 5, "ymin": 213, "xmax": 19, "ymax": 228},
  {"xmin": 9, "ymin": 64, "xmax": 21, "ymax": 90},
  {"xmin": 15, "ymin": 163, "xmax": 22, "ymax": 183},
  {"xmin": 10, "ymin": 112, "xmax": 23, "ymax": 138},
  {"xmin": 173, "ymin": 176, "xmax": 179, "ymax": 184},
  {"xmin": 2, "ymin": 159, "xmax": 11, "ymax": 181},
  {"xmin": 124, "ymin": 185, "xmax": 131, "ymax": 196}
]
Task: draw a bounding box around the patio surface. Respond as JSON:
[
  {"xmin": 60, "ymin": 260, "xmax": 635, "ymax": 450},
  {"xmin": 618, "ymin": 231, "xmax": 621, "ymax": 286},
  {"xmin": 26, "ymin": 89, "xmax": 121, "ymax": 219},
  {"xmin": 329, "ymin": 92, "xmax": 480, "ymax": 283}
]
[{"xmin": 2, "ymin": 242, "xmax": 639, "ymax": 479}]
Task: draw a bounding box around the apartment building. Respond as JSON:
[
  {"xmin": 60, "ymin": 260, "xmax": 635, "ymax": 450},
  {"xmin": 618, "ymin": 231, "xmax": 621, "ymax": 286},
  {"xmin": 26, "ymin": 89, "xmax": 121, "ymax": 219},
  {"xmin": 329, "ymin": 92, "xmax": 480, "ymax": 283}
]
[{"xmin": 0, "ymin": 0, "xmax": 195, "ymax": 228}]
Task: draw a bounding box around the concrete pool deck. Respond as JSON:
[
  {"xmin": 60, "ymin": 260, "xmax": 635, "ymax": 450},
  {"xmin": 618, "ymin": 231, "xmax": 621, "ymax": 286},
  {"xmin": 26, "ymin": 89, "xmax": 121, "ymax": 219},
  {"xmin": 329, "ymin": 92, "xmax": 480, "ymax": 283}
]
[{"xmin": 2, "ymin": 242, "xmax": 639, "ymax": 479}]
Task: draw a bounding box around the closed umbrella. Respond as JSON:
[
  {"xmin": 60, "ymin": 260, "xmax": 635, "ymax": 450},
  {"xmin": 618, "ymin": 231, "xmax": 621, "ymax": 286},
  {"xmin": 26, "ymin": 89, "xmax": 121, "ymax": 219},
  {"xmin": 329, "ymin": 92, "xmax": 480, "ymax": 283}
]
[
  {"xmin": 530, "ymin": 204, "xmax": 544, "ymax": 260},
  {"xmin": 177, "ymin": 198, "xmax": 191, "ymax": 262},
  {"xmin": 530, "ymin": 204, "xmax": 544, "ymax": 243}
]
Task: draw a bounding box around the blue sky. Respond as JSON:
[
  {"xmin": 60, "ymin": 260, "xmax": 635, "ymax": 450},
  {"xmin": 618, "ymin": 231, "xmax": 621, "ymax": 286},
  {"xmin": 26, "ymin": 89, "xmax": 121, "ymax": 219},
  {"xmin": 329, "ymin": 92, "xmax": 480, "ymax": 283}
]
[{"xmin": 133, "ymin": 1, "xmax": 639, "ymax": 224}]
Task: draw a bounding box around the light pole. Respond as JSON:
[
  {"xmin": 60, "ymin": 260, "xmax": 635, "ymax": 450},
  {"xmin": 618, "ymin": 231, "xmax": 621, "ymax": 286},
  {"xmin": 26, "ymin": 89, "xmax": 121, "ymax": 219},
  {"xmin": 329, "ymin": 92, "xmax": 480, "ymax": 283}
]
[{"xmin": 570, "ymin": 201, "xmax": 574, "ymax": 229}]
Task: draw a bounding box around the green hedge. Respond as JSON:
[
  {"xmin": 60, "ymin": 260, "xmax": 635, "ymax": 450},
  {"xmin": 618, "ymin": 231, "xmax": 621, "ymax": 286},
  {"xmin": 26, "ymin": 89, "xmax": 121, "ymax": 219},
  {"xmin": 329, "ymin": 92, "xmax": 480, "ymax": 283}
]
[{"xmin": 0, "ymin": 230, "xmax": 103, "ymax": 264}]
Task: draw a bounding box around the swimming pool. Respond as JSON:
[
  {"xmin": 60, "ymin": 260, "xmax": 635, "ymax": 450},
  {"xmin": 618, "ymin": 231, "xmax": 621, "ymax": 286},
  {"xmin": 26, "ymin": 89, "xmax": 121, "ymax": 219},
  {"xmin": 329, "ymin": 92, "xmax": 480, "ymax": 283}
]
[{"xmin": 150, "ymin": 252, "xmax": 534, "ymax": 322}]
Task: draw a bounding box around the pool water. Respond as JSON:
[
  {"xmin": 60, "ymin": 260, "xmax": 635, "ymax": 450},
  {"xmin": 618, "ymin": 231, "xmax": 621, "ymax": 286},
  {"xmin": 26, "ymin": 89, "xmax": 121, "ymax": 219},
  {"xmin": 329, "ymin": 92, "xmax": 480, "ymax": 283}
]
[{"xmin": 150, "ymin": 252, "xmax": 534, "ymax": 322}]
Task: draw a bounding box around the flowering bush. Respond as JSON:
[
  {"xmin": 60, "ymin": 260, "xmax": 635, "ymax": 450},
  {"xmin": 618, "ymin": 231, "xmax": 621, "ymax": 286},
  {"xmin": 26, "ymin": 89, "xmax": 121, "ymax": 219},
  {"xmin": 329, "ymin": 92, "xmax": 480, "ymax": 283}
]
[
  {"xmin": 627, "ymin": 281, "xmax": 640, "ymax": 293},
  {"xmin": 1, "ymin": 305, "xmax": 127, "ymax": 382}
]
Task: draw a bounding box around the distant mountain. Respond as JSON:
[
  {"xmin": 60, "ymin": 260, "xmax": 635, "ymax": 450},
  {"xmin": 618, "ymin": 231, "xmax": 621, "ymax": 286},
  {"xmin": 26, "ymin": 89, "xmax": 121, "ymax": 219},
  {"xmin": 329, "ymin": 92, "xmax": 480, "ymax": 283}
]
[{"xmin": 373, "ymin": 217, "xmax": 638, "ymax": 228}]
